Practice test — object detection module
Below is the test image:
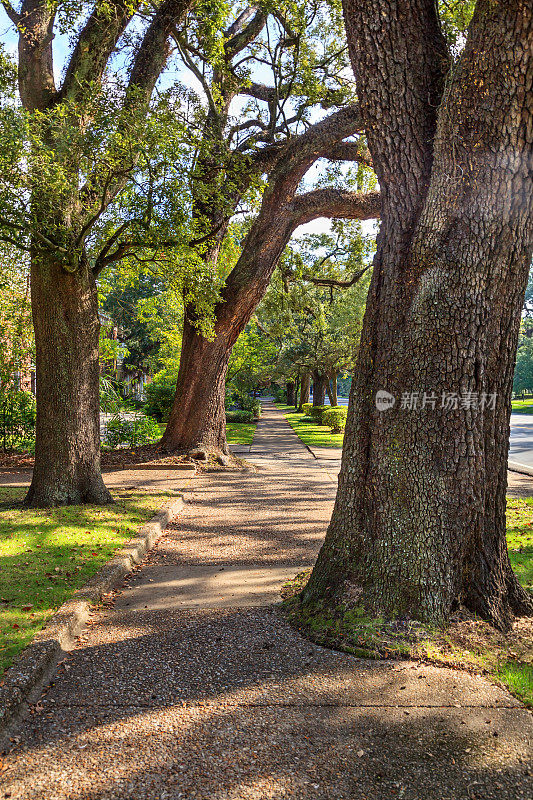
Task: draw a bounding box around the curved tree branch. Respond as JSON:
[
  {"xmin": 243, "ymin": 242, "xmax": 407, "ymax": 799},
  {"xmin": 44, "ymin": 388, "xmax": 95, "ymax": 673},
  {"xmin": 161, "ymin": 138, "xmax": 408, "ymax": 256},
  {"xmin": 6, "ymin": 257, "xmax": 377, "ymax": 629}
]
[
  {"xmin": 225, "ymin": 7, "xmax": 266, "ymax": 59},
  {"xmin": 300, "ymin": 266, "xmax": 370, "ymax": 288},
  {"xmin": 60, "ymin": 0, "xmax": 138, "ymax": 103},
  {"xmin": 1, "ymin": 0, "xmax": 19, "ymax": 24},
  {"xmin": 321, "ymin": 141, "xmax": 373, "ymax": 167},
  {"xmin": 128, "ymin": 0, "xmax": 195, "ymax": 102},
  {"xmin": 287, "ymin": 188, "xmax": 381, "ymax": 229}
]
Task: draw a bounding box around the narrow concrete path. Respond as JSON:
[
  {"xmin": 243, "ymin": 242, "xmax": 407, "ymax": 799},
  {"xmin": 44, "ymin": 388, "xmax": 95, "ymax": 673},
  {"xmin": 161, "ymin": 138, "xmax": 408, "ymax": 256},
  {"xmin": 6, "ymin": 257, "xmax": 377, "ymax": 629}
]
[{"xmin": 2, "ymin": 405, "xmax": 532, "ymax": 800}]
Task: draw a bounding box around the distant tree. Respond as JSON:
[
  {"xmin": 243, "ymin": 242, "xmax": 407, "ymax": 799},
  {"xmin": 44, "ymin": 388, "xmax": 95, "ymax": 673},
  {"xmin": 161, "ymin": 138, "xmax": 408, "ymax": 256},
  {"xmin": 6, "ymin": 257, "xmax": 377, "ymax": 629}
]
[
  {"xmin": 255, "ymin": 224, "xmax": 373, "ymax": 406},
  {"xmin": 227, "ymin": 322, "xmax": 279, "ymax": 396},
  {"xmin": 0, "ymin": 247, "xmax": 33, "ymax": 400},
  {"xmin": 101, "ymin": 271, "xmax": 167, "ymax": 380},
  {"xmin": 513, "ymin": 317, "xmax": 533, "ymax": 395}
]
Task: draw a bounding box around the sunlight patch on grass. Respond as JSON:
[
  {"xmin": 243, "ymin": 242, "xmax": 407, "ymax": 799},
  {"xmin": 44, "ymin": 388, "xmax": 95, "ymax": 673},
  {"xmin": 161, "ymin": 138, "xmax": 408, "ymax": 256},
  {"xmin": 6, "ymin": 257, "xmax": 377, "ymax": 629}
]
[
  {"xmin": 0, "ymin": 487, "xmax": 171, "ymax": 674},
  {"xmin": 225, "ymin": 422, "xmax": 256, "ymax": 445},
  {"xmin": 494, "ymin": 662, "xmax": 533, "ymax": 705},
  {"xmin": 276, "ymin": 405, "xmax": 344, "ymax": 449},
  {"xmin": 511, "ymin": 400, "xmax": 533, "ymax": 414}
]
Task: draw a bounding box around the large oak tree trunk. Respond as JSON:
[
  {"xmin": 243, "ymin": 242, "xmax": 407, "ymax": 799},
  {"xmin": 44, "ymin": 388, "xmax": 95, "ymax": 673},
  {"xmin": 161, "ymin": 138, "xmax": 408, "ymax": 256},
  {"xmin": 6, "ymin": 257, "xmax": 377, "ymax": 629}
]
[
  {"xmin": 25, "ymin": 250, "xmax": 111, "ymax": 507},
  {"xmin": 304, "ymin": 0, "xmax": 533, "ymax": 629},
  {"xmin": 312, "ymin": 371, "xmax": 328, "ymax": 406},
  {"xmin": 160, "ymin": 317, "xmax": 231, "ymax": 455}
]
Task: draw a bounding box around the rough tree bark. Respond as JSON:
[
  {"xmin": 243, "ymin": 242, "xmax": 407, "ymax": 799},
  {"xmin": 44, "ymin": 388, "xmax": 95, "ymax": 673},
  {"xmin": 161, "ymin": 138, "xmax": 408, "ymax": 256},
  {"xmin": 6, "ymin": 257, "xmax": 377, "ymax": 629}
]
[
  {"xmin": 330, "ymin": 372, "xmax": 338, "ymax": 406},
  {"xmin": 326, "ymin": 372, "xmax": 338, "ymax": 406},
  {"xmin": 161, "ymin": 317, "xmax": 230, "ymax": 454},
  {"xmin": 26, "ymin": 249, "xmax": 111, "ymax": 505},
  {"xmin": 298, "ymin": 372, "xmax": 311, "ymax": 411},
  {"xmin": 312, "ymin": 371, "xmax": 328, "ymax": 407},
  {"xmin": 286, "ymin": 381, "xmax": 296, "ymax": 407},
  {"xmin": 162, "ymin": 103, "xmax": 380, "ymax": 454},
  {"xmin": 303, "ymin": 0, "xmax": 533, "ymax": 629}
]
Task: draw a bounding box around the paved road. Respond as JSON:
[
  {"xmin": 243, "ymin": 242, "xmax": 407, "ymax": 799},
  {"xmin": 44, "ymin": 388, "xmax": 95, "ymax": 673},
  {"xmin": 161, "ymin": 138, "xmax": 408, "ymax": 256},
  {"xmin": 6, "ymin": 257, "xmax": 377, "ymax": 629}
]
[
  {"xmin": 509, "ymin": 413, "xmax": 533, "ymax": 470},
  {"xmin": 2, "ymin": 405, "xmax": 532, "ymax": 800},
  {"xmin": 313, "ymin": 401, "xmax": 533, "ymax": 471}
]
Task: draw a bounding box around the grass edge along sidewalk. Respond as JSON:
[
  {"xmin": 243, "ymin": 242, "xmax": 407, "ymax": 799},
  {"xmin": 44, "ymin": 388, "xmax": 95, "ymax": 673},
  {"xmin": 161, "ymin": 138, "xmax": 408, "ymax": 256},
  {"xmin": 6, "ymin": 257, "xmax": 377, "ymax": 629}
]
[
  {"xmin": 0, "ymin": 487, "xmax": 184, "ymax": 738},
  {"xmin": 276, "ymin": 405, "xmax": 344, "ymax": 449},
  {"xmin": 511, "ymin": 399, "xmax": 533, "ymax": 414},
  {"xmin": 0, "ymin": 488, "xmax": 182, "ymax": 675}
]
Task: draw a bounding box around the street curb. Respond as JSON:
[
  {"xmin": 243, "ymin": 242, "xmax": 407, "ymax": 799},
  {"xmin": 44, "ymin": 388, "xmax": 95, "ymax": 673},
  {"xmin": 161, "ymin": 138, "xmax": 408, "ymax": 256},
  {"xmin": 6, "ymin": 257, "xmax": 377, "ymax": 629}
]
[
  {"xmin": 0, "ymin": 493, "xmax": 185, "ymax": 743},
  {"xmin": 508, "ymin": 461, "xmax": 533, "ymax": 478}
]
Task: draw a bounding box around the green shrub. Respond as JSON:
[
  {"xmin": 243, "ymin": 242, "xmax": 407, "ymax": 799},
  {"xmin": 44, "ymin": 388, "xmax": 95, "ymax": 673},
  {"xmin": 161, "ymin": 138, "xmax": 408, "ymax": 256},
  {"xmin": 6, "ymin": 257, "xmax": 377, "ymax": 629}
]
[
  {"xmin": 226, "ymin": 409, "xmax": 254, "ymax": 423},
  {"xmin": 144, "ymin": 370, "xmax": 176, "ymax": 422},
  {"xmin": 308, "ymin": 405, "xmax": 327, "ymax": 423},
  {"xmin": 228, "ymin": 389, "xmax": 261, "ymax": 418},
  {"xmin": 100, "ymin": 376, "xmax": 127, "ymax": 415},
  {"xmin": 105, "ymin": 415, "xmax": 161, "ymax": 448},
  {"xmin": 322, "ymin": 407, "xmax": 347, "ymax": 433},
  {"xmin": 301, "ymin": 403, "xmax": 313, "ymax": 416},
  {"xmin": 0, "ymin": 390, "xmax": 36, "ymax": 452}
]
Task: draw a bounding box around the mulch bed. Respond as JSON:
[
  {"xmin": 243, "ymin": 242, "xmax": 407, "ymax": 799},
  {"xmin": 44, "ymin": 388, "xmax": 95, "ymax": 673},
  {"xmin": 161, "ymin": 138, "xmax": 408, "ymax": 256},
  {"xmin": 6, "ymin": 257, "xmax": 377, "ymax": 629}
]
[
  {"xmin": 0, "ymin": 452, "xmax": 34, "ymax": 472},
  {"xmin": 0, "ymin": 445, "xmax": 191, "ymax": 473},
  {"xmin": 0, "ymin": 446, "xmax": 252, "ymax": 473}
]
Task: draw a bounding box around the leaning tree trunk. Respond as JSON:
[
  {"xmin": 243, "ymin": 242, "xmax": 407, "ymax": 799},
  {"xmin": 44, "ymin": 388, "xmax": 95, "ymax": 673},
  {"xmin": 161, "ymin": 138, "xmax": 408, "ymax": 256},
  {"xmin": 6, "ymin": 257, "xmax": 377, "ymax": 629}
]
[
  {"xmin": 161, "ymin": 101, "xmax": 380, "ymax": 456},
  {"xmin": 298, "ymin": 372, "xmax": 310, "ymax": 410},
  {"xmin": 312, "ymin": 371, "xmax": 328, "ymax": 406},
  {"xmin": 26, "ymin": 249, "xmax": 112, "ymax": 507},
  {"xmin": 303, "ymin": 0, "xmax": 533, "ymax": 629},
  {"xmin": 160, "ymin": 317, "xmax": 231, "ymax": 455}
]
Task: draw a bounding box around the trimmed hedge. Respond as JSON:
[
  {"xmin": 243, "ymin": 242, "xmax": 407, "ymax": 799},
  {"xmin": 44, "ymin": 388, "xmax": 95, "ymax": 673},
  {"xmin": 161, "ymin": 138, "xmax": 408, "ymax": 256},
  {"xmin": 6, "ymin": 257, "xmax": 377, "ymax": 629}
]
[
  {"xmin": 322, "ymin": 407, "xmax": 347, "ymax": 433},
  {"xmin": 301, "ymin": 403, "xmax": 313, "ymax": 416},
  {"xmin": 308, "ymin": 405, "xmax": 327, "ymax": 423},
  {"xmin": 226, "ymin": 409, "xmax": 254, "ymax": 423}
]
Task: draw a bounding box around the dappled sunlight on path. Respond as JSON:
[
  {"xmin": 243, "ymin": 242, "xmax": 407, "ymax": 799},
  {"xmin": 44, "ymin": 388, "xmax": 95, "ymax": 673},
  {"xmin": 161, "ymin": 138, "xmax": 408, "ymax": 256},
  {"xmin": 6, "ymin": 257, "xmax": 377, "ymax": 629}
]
[{"xmin": 2, "ymin": 404, "xmax": 532, "ymax": 799}]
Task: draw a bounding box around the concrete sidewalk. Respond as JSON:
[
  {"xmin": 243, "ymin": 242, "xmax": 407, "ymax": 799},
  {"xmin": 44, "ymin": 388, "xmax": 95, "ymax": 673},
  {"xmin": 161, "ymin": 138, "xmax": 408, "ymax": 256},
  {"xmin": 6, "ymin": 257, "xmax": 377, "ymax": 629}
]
[{"xmin": 2, "ymin": 404, "xmax": 532, "ymax": 800}]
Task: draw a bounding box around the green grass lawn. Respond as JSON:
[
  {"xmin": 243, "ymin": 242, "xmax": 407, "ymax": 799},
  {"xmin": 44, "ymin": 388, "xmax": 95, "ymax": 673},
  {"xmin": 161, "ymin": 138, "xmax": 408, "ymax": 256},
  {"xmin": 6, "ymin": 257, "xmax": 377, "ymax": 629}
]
[
  {"xmin": 511, "ymin": 399, "xmax": 533, "ymax": 414},
  {"xmin": 225, "ymin": 422, "xmax": 256, "ymax": 445},
  {"xmin": 276, "ymin": 405, "xmax": 344, "ymax": 449},
  {"xmin": 0, "ymin": 487, "xmax": 172, "ymax": 674},
  {"xmin": 157, "ymin": 422, "xmax": 256, "ymax": 446},
  {"xmin": 506, "ymin": 497, "xmax": 533, "ymax": 592}
]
